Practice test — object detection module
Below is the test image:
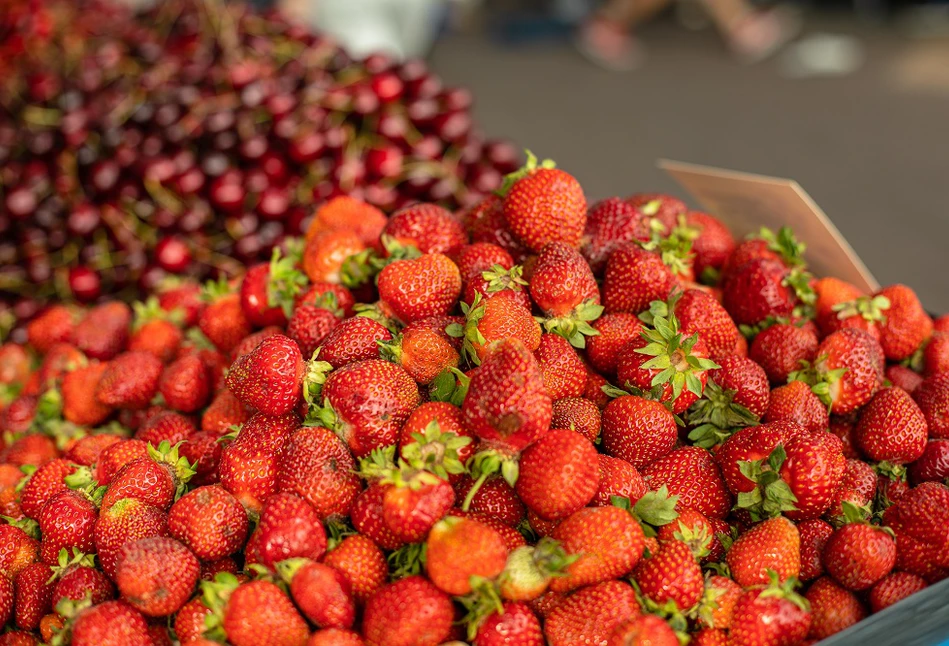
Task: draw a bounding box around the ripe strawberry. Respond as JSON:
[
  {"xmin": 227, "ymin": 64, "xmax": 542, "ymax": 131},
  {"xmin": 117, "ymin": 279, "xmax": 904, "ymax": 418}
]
[
  {"xmin": 129, "ymin": 315, "xmax": 184, "ymax": 365},
  {"xmin": 544, "ymin": 580, "xmax": 640, "ymax": 646},
  {"xmin": 805, "ymin": 576, "xmax": 867, "ymax": 639},
  {"xmin": 323, "ymin": 534, "xmax": 388, "ymax": 606},
  {"xmin": 278, "ymin": 425, "xmax": 362, "ymax": 519},
  {"xmin": 307, "ymin": 195, "xmax": 388, "ymax": 247},
  {"xmin": 798, "ymin": 518, "xmax": 833, "ymax": 582},
  {"xmin": 362, "ymin": 576, "xmax": 454, "ymax": 646},
  {"xmin": 463, "ymin": 193, "xmax": 530, "ymax": 262},
  {"xmin": 381, "ymin": 476, "xmax": 455, "ymax": 544},
  {"xmin": 350, "ymin": 483, "xmax": 405, "ymax": 551},
  {"xmin": 688, "ymin": 356, "xmax": 770, "ymax": 448},
  {"xmin": 876, "ymin": 284, "xmax": 933, "ymax": 361},
  {"xmin": 529, "ymin": 242, "xmax": 601, "ymax": 346},
  {"xmin": 3, "ymin": 434, "xmax": 57, "ymax": 471},
  {"xmin": 551, "ymin": 397, "xmax": 601, "ymax": 443},
  {"xmin": 64, "ymin": 434, "xmax": 121, "ymax": 468},
  {"xmin": 696, "ymin": 575, "xmax": 742, "ymax": 630},
  {"xmin": 0, "ymin": 525, "xmax": 40, "ymax": 580},
  {"xmin": 253, "ymin": 493, "xmax": 328, "ymax": 569},
  {"xmin": 317, "ymin": 359, "xmax": 420, "ymax": 457},
  {"xmin": 0, "ymin": 576, "xmax": 11, "ymax": 627},
  {"xmin": 763, "ymin": 381, "xmax": 829, "ymax": 434},
  {"xmin": 461, "ymin": 261, "xmax": 531, "ymax": 309},
  {"xmin": 602, "ymin": 244, "xmax": 675, "ymax": 315},
  {"xmin": 317, "ymin": 316, "xmax": 393, "ymax": 369},
  {"xmin": 824, "ymin": 506, "xmax": 896, "ymax": 590},
  {"xmin": 607, "ymin": 614, "xmax": 679, "ymax": 646},
  {"xmin": 527, "ymin": 509, "xmax": 561, "ymax": 538},
  {"xmin": 474, "ymin": 602, "xmax": 543, "ymax": 646},
  {"xmin": 96, "ymin": 351, "xmax": 163, "ymax": 409},
  {"xmin": 297, "ymin": 281, "xmax": 356, "ymax": 318},
  {"xmin": 201, "ymin": 390, "xmax": 250, "ymax": 436},
  {"xmin": 302, "ymin": 229, "xmax": 366, "ymax": 284},
  {"xmin": 692, "ymin": 629, "xmax": 728, "ymax": 646},
  {"xmin": 26, "ymin": 305, "xmax": 76, "ymax": 354},
  {"xmin": 461, "ymin": 289, "xmax": 542, "ymax": 362},
  {"xmin": 31, "ymin": 342, "xmax": 85, "ymax": 393},
  {"xmin": 102, "ymin": 442, "xmax": 195, "ymax": 510},
  {"xmin": 641, "ymin": 447, "xmax": 732, "ymax": 520},
  {"xmin": 206, "ymin": 577, "xmax": 310, "ymax": 646},
  {"xmin": 550, "ymin": 505, "xmax": 645, "ymax": 592},
  {"xmin": 20, "ymin": 458, "xmax": 79, "ymax": 520},
  {"xmin": 380, "ymin": 326, "xmax": 459, "ymax": 385},
  {"xmin": 601, "ymin": 395, "xmax": 677, "ymax": 469},
  {"xmin": 726, "ymin": 516, "xmax": 801, "ymax": 587},
  {"xmin": 115, "ymin": 537, "xmax": 198, "ymax": 616},
  {"xmin": 198, "ymin": 290, "xmax": 252, "ymax": 355},
  {"xmin": 168, "ymin": 485, "xmax": 248, "ymax": 561},
  {"xmin": 634, "ymin": 538, "xmax": 704, "ymax": 610},
  {"xmin": 287, "ymin": 305, "xmax": 340, "ymax": 359},
  {"xmin": 226, "ymin": 334, "xmax": 303, "ymax": 416},
  {"xmin": 674, "ymin": 288, "xmax": 744, "ymax": 361},
  {"xmin": 500, "ymin": 153, "xmax": 586, "ymax": 252},
  {"xmin": 534, "ymin": 334, "xmax": 586, "ymax": 400},
  {"xmin": 587, "ymin": 313, "xmax": 642, "ymax": 375},
  {"xmin": 0, "ymin": 343, "xmax": 30, "ymax": 387},
  {"xmin": 276, "ymin": 558, "xmax": 355, "ymax": 629},
  {"xmin": 581, "ymin": 197, "xmax": 644, "ymax": 274},
  {"xmin": 377, "ymin": 254, "xmax": 462, "ymax": 324},
  {"xmin": 219, "ymin": 412, "xmax": 300, "ymax": 512},
  {"xmin": 134, "ymin": 410, "xmax": 196, "ymax": 446},
  {"xmin": 463, "ymin": 339, "xmax": 552, "ymax": 453},
  {"xmin": 229, "ymin": 326, "xmax": 283, "ymax": 362},
  {"xmin": 424, "ymin": 516, "xmax": 508, "ymax": 595},
  {"xmin": 721, "ymin": 227, "xmax": 806, "ymax": 281},
  {"xmin": 13, "ymin": 561, "xmax": 53, "ymax": 630},
  {"xmin": 516, "ymin": 428, "xmax": 599, "ymax": 521},
  {"xmin": 238, "ymin": 262, "xmax": 290, "ymax": 328},
  {"xmin": 728, "ymin": 575, "xmax": 811, "ymax": 646},
  {"xmin": 61, "ymin": 361, "xmax": 112, "ymax": 427},
  {"xmin": 915, "ymin": 373, "xmax": 949, "ymax": 439},
  {"xmin": 593, "ymin": 454, "xmax": 647, "ymax": 507},
  {"xmin": 50, "ymin": 552, "xmax": 114, "ymax": 608},
  {"xmin": 868, "ymin": 572, "xmax": 928, "ymax": 612},
  {"xmin": 793, "ymin": 328, "xmax": 885, "ymax": 415},
  {"xmin": 174, "ymin": 597, "xmax": 212, "ymax": 643},
  {"xmin": 37, "ymin": 489, "xmax": 98, "ymax": 563},
  {"xmin": 94, "ymin": 439, "xmax": 149, "ymax": 485},
  {"xmin": 399, "ymin": 402, "xmax": 476, "ymax": 470},
  {"xmin": 454, "ymin": 475, "xmax": 526, "ymax": 527},
  {"xmin": 454, "ymin": 242, "xmax": 515, "ymax": 282},
  {"xmin": 454, "ymin": 509, "xmax": 527, "ymax": 552},
  {"xmin": 910, "ymin": 439, "xmax": 949, "ymax": 484},
  {"xmin": 722, "ymin": 257, "xmax": 802, "ymax": 327},
  {"xmin": 923, "ymin": 332, "xmax": 949, "ymax": 376},
  {"xmin": 627, "ymin": 193, "xmax": 688, "ymax": 231},
  {"xmin": 855, "ymin": 387, "xmax": 928, "ymax": 464},
  {"xmin": 682, "ymin": 211, "xmax": 736, "ymax": 281},
  {"xmin": 74, "ymin": 302, "xmax": 132, "ymax": 361},
  {"xmin": 70, "ymin": 600, "xmax": 152, "ymax": 646},
  {"xmin": 93, "ymin": 497, "xmax": 169, "ymax": 580},
  {"xmin": 382, "ymin": 203, "xmax": 468, "ymax": 255},
  {"xmin": 159, "ymin": 355, "xmax": 210, "ymax": 413},
  {"xmin": 157, "ymin": 282, "xmax": 203, "ymax": 327},
  {"xmin": 813, "ymin": 277, "xmax": 882, "ymax": 340}
]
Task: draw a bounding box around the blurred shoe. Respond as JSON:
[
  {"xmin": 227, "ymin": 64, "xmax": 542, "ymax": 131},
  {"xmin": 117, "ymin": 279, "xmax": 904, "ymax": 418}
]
[
  {"xmin": 728, "ymin": 6, "xmax": 802, "ymax": 64},
  {"xmin": 574, "ymin": 18, "xmax": 644, "ymax": 72}
]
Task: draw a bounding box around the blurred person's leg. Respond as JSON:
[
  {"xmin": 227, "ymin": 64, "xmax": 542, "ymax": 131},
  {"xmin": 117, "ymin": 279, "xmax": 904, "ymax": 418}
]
[{"xmin": 575, "ymin": 0, "xmax": 667, "ymax": 70}]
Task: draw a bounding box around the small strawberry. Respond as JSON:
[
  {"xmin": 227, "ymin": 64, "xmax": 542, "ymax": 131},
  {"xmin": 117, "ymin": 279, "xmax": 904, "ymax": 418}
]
[
  {"xmin": 287, "ymin": 304, "xmax": 341, "ymax": 359},
  {"xmin": 805, "ymin": 576, "xmax": 867, "ymax": 640},
  {"xmin": 544, "ymin": 580, "xmax": 640, "ymax": 646},
  {"xmin": 914, "ymin": 373, "xmax": 949, "ymax": 439},
  {"xmin": 128, "ymin": 298, "xmax": 184, "ymax": 362},
  {"xmin": 728, "ymin": 574, "xmax": 811, "ymax": 646},
  {"xmin": 868, "ymin": 572, "xmax": 928, "ymax": 612},
  {"xmin": 726, "ymin": 516, "xmax": 801, "ymax": 587},
  {"xmin": 323, "ymin": 534, "xmax": 388, "ymax": 606},
  {"xmin": 398, "ymin": 403, "xmax": 477, "ymax": 479},
  {"xmin": 641, "ymin": 446, "xmax": 733, "ymax": 520},
  {"xmin": 602, "ymin": 244, "xmax": 676, "ymax": 315},
  {"xmin": 500, "ymin": 152, "xmax": 586, "ymax": 253},
  {"xmin": 551, "ymin": 397, "xmax": 601, "ymax": 443},
  {"xmin": 349, "ymin": 483, "xmax": 404, "ymax": 551},
  {"xmin": 74, "ymin": 302, "xmax": 132, "ymax": 361},
  {"xmin": 38, "ymin": 489, "xmax": 99, "ymax": 564},
  {"xmin": 823, "ymin": 504, "xmax": 896, "ymax": 591},
  {"xmin": 362, "ymin": 576, "xmax": 454, "ymax": 646},
  {"xmin": 377, "ymin": 253, "xmax": 462, "ymax": 324},
  {"xmin": 425, "ymin": 516, "xmax": 508, "ymax": 595},
  {"xmin": 298, "ymin": 281, "xmax": 356, "ymax": 317},
  {"xmin": 61, "ymin": 361, "xmax": 112, "ymax": 427},
  {"xmin": 791, "ymin": 327, "xmax": 885, "ymax": 415},
  {"xmin": 581, "ymin": 197, "xmax": 645, "ymax": 274},
  {"xmin": 855, "ymin": 387, "xmax": 928, "ymax": 464},
  {"xmin": 529, "ymin": 242, "xmax": 602, "ymax": 348},
  {"xmin": 627, "ymin": 193, "xmax": 688, "ymax": 232},
  {"xmin": 69, "ymin": 600, "xmax": 152, "ymax": 646},
  {"xmin": 798, "ymin": 518, "xmax": 833, "ymax": 581},
  {"xmin": 634, "ymin": 537, "xmax": 704, "ymax": 611},
  {"xmin": 158, "ymin": 354, "xmax": 210, "ymax": 413},
  {"xmin": 587, "ymin": 313, "xmax": 643, "ymax": 375},
  {"xmin": 876, "ymin": 284, "xmax": 933, "ymax": 361},
  {"xmin": 454, "ymin": 242, "xmax": 515, "ymax": 282},
  {"xmin": 26, "ymin": 305, "xmax": 76, "ymax": 354},
  {"xmin": 607, "ymin": 614, "xmax": 680, "ymax": 646},
  {"xmin": 96, "ymin": 351, "xmax": 163, "ymax": 410},
  {"xmin": 93, "ymin": 497, "xmax": 169, "ymax": 580},
  {"xmin": 115, "ymin": 536, "xmax": 199, "ymax": 616},
  {"xmin": 168, "ymin": 485, "xmax": 248, "ymax": 561},
  {"xmin": 763, "ymin": 381, "xmax": 829, "ymax": 434},
  {"xmin": 101, "ymin": 441, "xmax": 195, "ymax": 510},
  {"xmin": 379, "ymin": 325, "xmax": 460, "ymax": 385},
  {"xmin": 13, "ymin": 561, "xmax": 53, "ymax": 630},
  {"xmin": 226, "ymin": 334, "xmax": 304, "ymax": 416},
  {"xmin": 316, "ymin": 316, "xmax": 392, "ymax": 369},
  {"xmin": 601, "ymin": 395, "xmax": 677, "ymax": 469},
  {"xmin": 276, "ymin": 558, "xmax": 356, "ymax": 629},
  {"xmin": 751, "ymin": 323, "xmax": 822, "ymax": 383},
  {"xmin": 534, "ymin": 333, "xmax": 587, "ymax": 400},
  {"xmin": 473, "ymin": 602, "xmax": 544, "ymax": 646},
  {"xmin": 381, "ymin": 476, "xmax": 455, "ymax": 544},
  {"xmin": 203, "ymin": 576, "xmax": 310, "ymax": 646},
  {"xmin": 516, "ymin": 428, "xmax": 599, "ymax": 521},
  {"xmin": 593, "ymin": 454, "xmax": 647, "ymax": 507},
  {"xmin": 382, "ymin": 202, "xmax": 468, "ymax": 255}
]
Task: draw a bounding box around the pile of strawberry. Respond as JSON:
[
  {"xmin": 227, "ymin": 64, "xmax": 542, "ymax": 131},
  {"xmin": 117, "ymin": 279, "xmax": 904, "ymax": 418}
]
[{"xmin": 1, "ymin": 152, "xmax": 949, "ymax": 646}]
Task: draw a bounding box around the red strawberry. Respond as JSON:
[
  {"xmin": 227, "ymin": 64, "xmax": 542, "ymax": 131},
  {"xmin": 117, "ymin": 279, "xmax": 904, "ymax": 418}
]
[
  {"xmin": 454, "ymin": 242, "xmax": 515, "ymax": 282},
  {"xmin": 728, "ymin": 575, "xmax": 811, "ymax": 646},
  {"xmin": 634, "ymin": 538, "xmax": 704, "ymax": 610},
  {"xmin": 94, "ymin": 440, "xmax": 149, "ymax": 485},
  {"xmin": 607, "ymin": 614, "xmax": 679, "ymax": 646},
  {"xmin": 102, "ymin": 442, "xmax": 195, "ymax": 511},
  {"xmin": 129, "ymin": 314, "xmax": 184, "ymax": 365},
  {"xmin": 584, "ymin": 370, "xmax": 612, "ymax": 409},
  {"xmin": 287, "ymin": 305, "xmax": 340, "ymax": 359},
  {"xmin": 229, "ymin": 326, "xmax": 283, "ymax": 362},
  {"xmin": 641, "ymin": 446, "xmax": 733, "ymax": 520},
  {"xmin": 219, "ymin": 412, "xmax": 300, "ymax": 512},
  {"xmin": 64, "ymin": 433, "xmax": 121, "ymax": 467},
  {"xmin": 516, "ymin": 428, "xmax": 599, "ymax": 521},
  {"xmin": 206, "ymin": 577, "xmax": 310, "ymax": 646},
  {"xmin": 675, "ymin": 288, "xmax": 744, "ymax": 361},
  {"xmin": 157, "ymin": 282, "xmax": 203, "ymax": 327},
  {"xmin": 308, "ymin": 630, "xmax": 364, "ymax": 645},
  {"xmin": 454, "ymin": 475, "xmax": 526, "ymax": 527},
  {"xmin": 602, "ymin": 244, "xmax": 675, "ymax": 315},
  {"xmin": 0, "ymin": 525, "xmax": 40, "ymax": 580},
  {"xmin": 722, "ymin": 257, "xmax": 804, "ymax": 327},
  {"xmin": 455, "ymin": 510, "xmax": 527, "ymax": 553},
  {"xmin": 159, "ymin": 354, "xmax": 210, "ymax": 413},
  {"xmin": 351, "ymin": 483, "xmax": 405, "ymax": 551},
  {"xmin": 20, "ymin": 458, "xmax": 78, "ymax": 520},
  {"xmin": 823, "ymin": 510, "xmax": 896, "ymax": 590},
  {"xmin": 307, "ymin": 195, "xmax": 388, "ymax": 248},
  {"xmin": 688, "ymin": 356, "xmax": 770, "ymax": 448},
  {"xmin": 323, "ymin": 534, "xmax": 388, "ymax": 606},
  {"xmin": 382, "ymin": 477, "xmax": 455, "ymax": 544},
  {"xmin": 382, "ymin": 203, "xmax": 468, "ymax": 255},
  {"xmin": 529, "ymin": 242, "xmax": 601, "ymax": 347},
  {"xmin": 304, "ymin": 229, "xmax": 366, "ymax": 285},
  {"xmin": 201, "ymin": 390, "xmax": 250, "ymax": 436},
  {"xmin": 362, "ymin": 576, "xmax": 454, "ymax": 646},
  {"xmin": 377, "ymin": 254, "xmax": 462, "ymax": 324},
  {"xmin": 75, "ymin": 302, "xmax": 132, "ymax": 361},
  {"xmin": 93, "ymin": 498, "xmax": 169, "ymax": 580},
  {"xmin": 96, "ymin": 351, "xmax": 163, "ymax": 409},
  {"xmin": 380, "ymin": 325, "xmax": 459, "ymax": 386},
  {"xmin": 551, "ymin": 397, "xmax": 601, "ymax": 443},
  {"xmin": 793, "ymin": 328, "xmax": 884, "ymax": 415},
  {"xmin": 37, "ymin": 489, "xmax": 98, "ymax": 564},
  {"xmin": 463, "ymin": 339, "xmax": 552, "ymax": 453},
  {"xmin": 168, "ymin": 485, "xmax": 248, "ymax": 561},
  {"xmin": 545, "ymin": 580, "xmax": 640, "ymax": 646},
  {"xmin": 500, "ymin": 153, "xmax": 586, "ymax": 253},
  {"xmin": 726, "ymin": 516, "xmax": 801, "ymax": 587},
  {"xmin": 462, "ymin": 289, "xmax": 542, "ymax": 361},
  {"xmin": 226, "ymin": 334, "xmax": 303, "ymax": 416},
  {"xmin": 134, "ymin": 410, "xmax": 196, "ymax": 446},
  {"xmin": 798, "ymin": 519, "xmax": 833, "ymax": 581},
  {"xmin": 627, "ymin": 193, "xmax": 688, "ymax": 232},
  {"xmin": 696, "ymin": 575, "xmax": 742, "ymax": 630},
  {"xmin": 721, "ymin": 227, "xmax": 806, "ymax": 281},
  {"xmin": 587, "ymin": 313, "xmax": 643, "ymax": 375},
  {"xmin": 317, "ymin": 359, "xmax": 420, "ymax": 458},
  {"xmin": 13, "ymin": 561, "xmax": 53, "ymax": 630},
  {"xmin": 276, "ymin": 558, "xmax": 355, "ymax": 629},
  {"xmin": 298, "ymin": 281, "xmax": 356, "ymax": 318},
  {"xmin": 763, "ymin": 381, "xmax": 829, "ymax": 434},
  {"xmin": 805, "ymin": 576, "xmax": 867, "ymax": 640},
  {"xmin": 534, "ymin": 334, "xmax": 586, "ymax": 400},
  {"xmin": 50, "ymin": 553, "xmax": 114, "ymax": 608},
  {"xmin": 276, "ymin": 426, "xmax": 361, "ymax": 519},
  {"xmin": 813, "ymin": 277, "xmax": 882, "ymax": 340},
  {"xmin": 198, "ymin": 290, "xmax": 251, "ymax": 355},
  {"xmin": 425, "ymin": 516, "xmax": 508, "ymax": 595},
  {"xmin": 461, "ymin": 262, "xmax": 531, "ymax": 310},
  {"xmin": 238, "ymin": 262, "xmax": 288, "ymax": 328},
  {"xmin": 910, "ymin": 439, "xmax": 949, "ymax": 484},
  {"xmin": 855, "ymin": 387, "xmax": 928, "ymax": 464},
  {"xmin": 315, "ymin": 316, "xmax": 392, "ymax": 369},
  {"xmin": 26, "ymin": 305, "xmax": 76, "ymax": 354},
  {"xmin": 682, "ymin": 211, "xmax": 736, "ymax": 281},
  {"xmin": 550, "ymin": 505, "xmax": 645, "ymax": 592},
  {"xmin": 0, "ymin": 575, "xmax": 14, "ymax": 627},
  {"xmin": 474, "ymin": 602, "xmax": 543, "ymax": 646},
  {"xmin": 115, "ymin": 536, "xmax": 199, "ymax": 616},
  {"xmin": 593, "ymin": 454, "xmax": 647, "ymax": 507},
  {"xmin": 252, "ymin": 493, "xmax": 328, "ymax": 569},
  {"xmin": 923, "ymin": 332, "xmax": 949, "ymax": 376},
  {"xmin": 0, "ymin": 343, "xmax": 30, "ymax": 387},
  {"xmin": 581, "ymin": 197, "xmax": 645, "ymax": 274},
  {"xmin": 174, "ymin": 597, "xmax": 212, "ymax": 644},
  {"xmin": 877, "ymin": 284, "xmax": 933, "ymax": 361},
  {"xmin": 868, "ymin": 572, "xmax": 928, "ymax": 612},
  {"xmin": 61, "ymin": 362, "xmax": 112, "ymax": 426},
  {"xmin": 462, "ymin": 193, "xmax": 530, "ymax": 262},
  {"xmin": 601, "ymin": 395, "xmax": 677, "ymax": 469},
  {"xmin": 914, "ymin": 373, "xmax": 949, "ymax": 439},
  {"xmin": 70, "ymin": 600, "xmax": 152, "ymax": 646}
]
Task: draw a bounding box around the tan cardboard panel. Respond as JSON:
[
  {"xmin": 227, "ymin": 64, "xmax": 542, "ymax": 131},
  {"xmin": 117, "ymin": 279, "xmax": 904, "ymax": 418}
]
[{"xmin": 659, "ymin": 159, "xmax": 879, "ymax": 293}]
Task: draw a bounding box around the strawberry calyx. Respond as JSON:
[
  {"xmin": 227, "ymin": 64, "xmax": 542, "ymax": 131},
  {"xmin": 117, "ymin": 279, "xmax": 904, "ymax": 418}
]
[
  {"xmin": 783, "ymin": 267, "xmax": 817, "ymax": 319},
  {"xmin": 758, "ymin": 570, "xmax": 810, "ymax": 613},
  {"xmin": 200, "ymin": 276, "xmax": 234, "ymax": 303},
  {"xmin": 63, "ymin": 465, "xmax": 95, "ymax": 491},
  {"xmin": 266, "ymin": 245, "xmax": 309, "ymax": 319},
  {"xmin": 353, "ymin": 302, "xmax": 400, "ymax": 334},
  {"xmin": 669, "ymin": 518, "xmax": 713, "ymax": 559},
  {"xmin": 612, "ymin": 486, "xmax": 680, "ymax": 537},
  {"xmin": 458, "ymin": 575, "xmax": 505, "ymax": 641},
  {"xmin": 400, "ymin": 420, "xmax": 472, "ymax": 482},
  {"xmin": 481, "ymin": 264, "xmax": 528, "ymax": 296},
  {"xmin": 340, "ymin": 248, "xmax": 381, "ymax": 288},
  {"xmin": 428, "ymin": 367, "xmax": 470, "ymax": 407},
  {"xmin": 629, "ymin": 580, "xmax": 692, "ymax": 641},
  {"xmin": 1, "ymin": 514, "xmax": 39, "ymax": 539},
  {"xmin": 752, "ymin": 227, "xmax": 807, "ymax": 268},
  {"xmin": 49, "ymin": 593, "xmax": 95, "ymax": 646},
  {"xmin": 274, "ymin": 557, "xmax": 309, "ymax": 584},
  {"xmin": 688, "ymin": 380, "xmax": 761, "ymax": 449},
  {"xmin": 838, "ymin": 501, "xmax": 895, "ymax": 538},
  {"xmin": 641, "ymin": 222, "xmax": 696, "ymax": 278},
  {"xmin": 302, "ymin": 350, "xmax": 334, "ymax": 410},
  {"xmin": 388, "ymin": 541, "xmax": 427, "ymax": 580},
  {"xmin": 131, "ymin": 295, "xmax": 185, "ymax": 331},
  {"xmin": 788, "ymin": 357, "xmax": 847, "ymax": 409},
  {"xmin": 833, "ymin": 294, "xmax": 891, "ymax": 322},
  {"xmin": 358, "ymin": 439, "xmax": 461, "ymax": 491},
  {"xmin": 47, "ymin": 548, "xmax": 96, "ymax": 584},
  {"xmin": 539, "ymin": 299, "xmax": 604, "ymax": 349},
  {"xmin": 146, "ymin": 440, "xmax": 197, "ymax": 499},
  {"xmin": 450, "ymin": 293, "xmax": 488, "ymax": 366},
  {"xmin": 873, "ymin": 462, "xmax": 907, "ymax": 509},
  {"xmin": 735, "ymin": 445, "xmax": 798, "ymax": 520},
  {"xmin": 200, "ymin": 571, "xmax": 241, "ymax": 643},
  {"xmin": 693, "ymin": 576, "xmax": 728, "ymax": 629},
  {"xmin": 497, "ymin": 149, "xmax": 555, "ymax": 196},
  {"xmin": 462, "ymin": 450, "xmax": 520, "ymax": 511},
  {"xmin": 635, "ymin": 310, "xmax": 720, "ymax": 404}
]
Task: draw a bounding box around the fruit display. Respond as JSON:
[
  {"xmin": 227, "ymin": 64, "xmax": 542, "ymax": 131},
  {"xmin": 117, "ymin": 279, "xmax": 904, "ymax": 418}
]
[
  {"xmin": 1, "ymin": 149, "xmax": 948, "ymax": 646},
  {"xmin": 0, "ymin": 0, "xmax": 518, "ymax": 324}
]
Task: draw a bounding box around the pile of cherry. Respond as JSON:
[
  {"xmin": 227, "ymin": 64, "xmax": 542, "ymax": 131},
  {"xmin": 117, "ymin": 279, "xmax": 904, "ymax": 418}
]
[
  {"xmin": 0, "ymin": 0, "xmax": 517, "ymax": 323},
  {"xmin": 1, "ymin": 152, "xmax": 949, "ymax": 646}
]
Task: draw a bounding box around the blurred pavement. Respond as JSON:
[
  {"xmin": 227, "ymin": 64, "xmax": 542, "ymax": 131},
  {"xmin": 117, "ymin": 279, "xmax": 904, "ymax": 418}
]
[{"xmin": 430, "ymin": 17, "xmax": 949, "ymax": 312}]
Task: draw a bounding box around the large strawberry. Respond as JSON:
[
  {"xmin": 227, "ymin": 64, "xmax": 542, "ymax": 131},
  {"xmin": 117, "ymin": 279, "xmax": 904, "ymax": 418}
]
[
  {"xmin": 725, "ymin": 516, "xmax": 801, "ymax": 587},
  {"xmin": 544, "ymin": 580, "xmax": 640, "ymax": 646},
  {"xmin": 633, "ymin": 538, "xmax": 704, "ymax": 611},
  {"xmin": 167, "ymin": 485, "xmax": 249, "ymax": 562},
  {"xmin": 728, "ymin": 574, "xmax": 811, "ymax": 646},
  {"xmin": 381, "ymin": 202, "xmax": 468, "ymax": 255},
  {"xmin": 377, "ymin": 253, "xmax": 462, "ymax": 324},
  {"xmin": 114, "ymin": 536, "xmax": 199, "ymax": 617},
  {"xmin": 219, "ymin": 411, "xmax": 300, "ymax": 512},
  {"xmin": 876, "ymin": 284, "xmax": 933, "ymax": 361},
  {"xmin": 749, "ymin": 323, "xmax": 819, "ymax": 385},
  {"xmin": 276, "ymin": 426, "xmax": 362, "ymax": 519},
  {"xmin": 534, "ymin": 333, "xmax": 586, "ymax": 400},
  {"xmin": 500, "ymin": 152, "xmax": 586, "ymax": 252},
  {"xmin": 855, "ymin": 386, "xmax": 928, "ymax": 464},
  {"xmin": 225, "ymin": 334, "xmax": 303, "ymax": 416},
  {"xmin": 37, "ymin": 488, "xmax": 99, "ymax": 564},
  {"xmin": 515, "ymin": 428, "xmax": 599, "ymax": 521},
  {"xmin": 96, "ymin": 351, "xmax": 163, "ymax": 410},
  {"xmin": 202, "ymin": 575, "xmax": 310, "ymax": 646},
  {"xmin": 602, "ymin": 244, "xmax": 676, "ymax": 315},
  {"xmin": 688, "ymin": 356, "xmax": 769, "ymax": 449},
  {"xmin": 69, "ymin": 600, "xmax": 152, "ymax": 646},
  {"xmin": 424, "ymin": 516, "xmax": 508, "ymax": 596},
  {"xmin": 763, "ymin": 381, "xmax": 829, "ymax": 434},
  {"xmin": 252, "ymin": 492, "xmax": 328, "ymax": 569},
  {"xmin": 883, "ymin": 482, "xmax": 949, "ymax": 569},
  {"xmin": 318, "ymin": 316, "xmax": 392, "ymax": 369},
  {"xmin": 641, "ymin": 446, "xmax": 733, "ymax": 520},
  {"xmin": 528, "ymin": 242, "xmax": 603, "ymax": 347},
  {"xmin": 94, "ymin": 497, "xmax": 169, "ymax": 580},
  {"xmin": 673, "ymin": 288, "xmax": 744, "ymax": 361},
  {"xmin": 791, "ymin": 328, "xmax": 885, "ymax": 415},
  {"xmin": 276, "ymin": 558, "xmax": 356, "ymax": 630},
  {"xmin": 601, "ymin": 395, "xmax": 678, "ymax": 469},
  {"xmin": 361, "ymin": 576, "xmax": 454, "ymax": 646},
  {"xmin": 823, "ymin": 504, "xmax": 896, "ymax": 591}
]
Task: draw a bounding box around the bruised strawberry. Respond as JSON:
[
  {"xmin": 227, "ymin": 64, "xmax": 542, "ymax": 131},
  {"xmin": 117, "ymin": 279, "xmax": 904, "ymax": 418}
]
[
  {"xmin": 276, "ymin": 426, "xmax": 361, "ymax": 520},
  {"xmin": 226, "ymin": 334, "xmax": 304, "ymax": 416},
  {"xmin": 115, "ymin": 536, "xmax": 199, "ymax": 616}
]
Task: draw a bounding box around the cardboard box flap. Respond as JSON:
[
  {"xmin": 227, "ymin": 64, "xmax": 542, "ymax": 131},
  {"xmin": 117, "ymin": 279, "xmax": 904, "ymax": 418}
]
[{"xmin": 659, "ymin": 160, "xmax": 879, "ymax": 293}]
